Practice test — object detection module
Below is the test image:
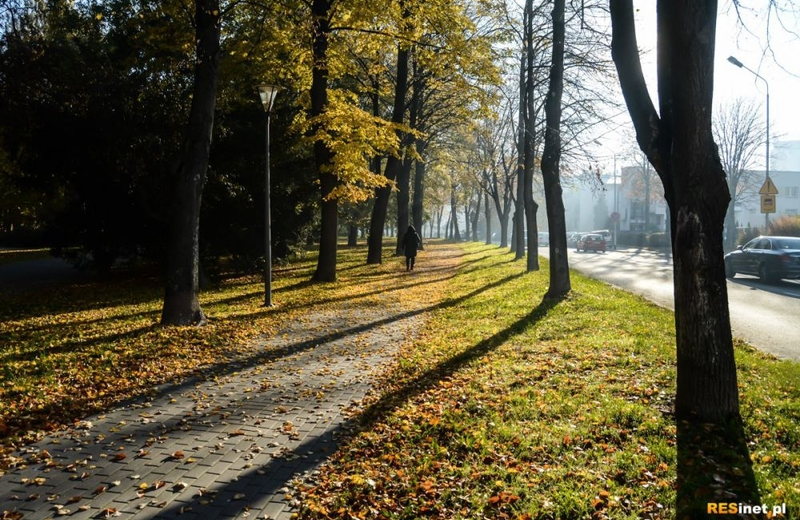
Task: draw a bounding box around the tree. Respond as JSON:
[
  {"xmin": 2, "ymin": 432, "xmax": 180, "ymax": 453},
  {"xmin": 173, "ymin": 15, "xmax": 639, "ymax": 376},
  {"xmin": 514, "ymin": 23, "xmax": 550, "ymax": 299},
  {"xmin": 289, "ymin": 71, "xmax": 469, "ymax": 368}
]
[
  {"xmin": 161, "ymin": 0, "xmax": 221, "ymax": 326},
  {"xmin": 521, "ymin": 0, "xmax": 540, "ymax": 272},
  {"xmin": 624, "ymin": 150, "xmax": 661, "ymax": 232},
  {"xmin": 610, "ymin": 0, "xmax": 739, "ymax": 422},
  {"xmin": 713, "ymin": 97, "xmax": 766, "ymax": 249},
  {"xmin": 367, "ymin": 0, "xmax": 501, "ymax": 263},
  {"xmin": 309, "ymin": 0, "xmax": 338, "ymax": 281},
  {"xmin": 476, "ymin": 108, "xmax": 515, "ymax": 248},
  {"xmin": 540, "ymin": 0, "xmax": 570, "ymax": 299},
  {"xmin": 366, "ymin": 6, "xmax": 411, "ymax": 265}
]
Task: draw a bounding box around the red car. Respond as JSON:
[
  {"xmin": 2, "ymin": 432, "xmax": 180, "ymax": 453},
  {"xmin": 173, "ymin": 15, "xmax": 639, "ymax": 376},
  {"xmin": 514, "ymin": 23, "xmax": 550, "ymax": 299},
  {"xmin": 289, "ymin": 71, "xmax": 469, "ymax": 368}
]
[{"xmin": 576, "ymin": 234, "xmax": 607, "ymax": 253}]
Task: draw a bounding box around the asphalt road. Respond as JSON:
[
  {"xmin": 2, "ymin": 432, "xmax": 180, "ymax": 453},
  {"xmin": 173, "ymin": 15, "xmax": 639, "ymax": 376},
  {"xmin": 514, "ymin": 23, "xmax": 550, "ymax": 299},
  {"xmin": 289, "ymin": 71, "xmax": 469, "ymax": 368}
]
[{"xmin": 543, "ymin": 246, "xmax": 800, "ymax": 361}]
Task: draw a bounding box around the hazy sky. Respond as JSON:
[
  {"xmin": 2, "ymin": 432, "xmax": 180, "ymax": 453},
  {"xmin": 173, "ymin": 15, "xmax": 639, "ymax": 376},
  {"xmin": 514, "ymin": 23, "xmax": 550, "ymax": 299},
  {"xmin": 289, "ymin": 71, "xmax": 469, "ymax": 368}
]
[{"xmin": 599, "ymin": 2, "xmax": 800, "ymax": 173}]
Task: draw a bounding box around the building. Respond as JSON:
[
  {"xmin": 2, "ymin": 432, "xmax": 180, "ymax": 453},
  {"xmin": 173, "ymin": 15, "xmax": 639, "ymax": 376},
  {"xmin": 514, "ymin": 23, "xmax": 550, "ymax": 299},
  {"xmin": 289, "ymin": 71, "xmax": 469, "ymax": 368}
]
[{"xmin": 735, "ymin": 141, "xmax": 800, "ymax": 231}]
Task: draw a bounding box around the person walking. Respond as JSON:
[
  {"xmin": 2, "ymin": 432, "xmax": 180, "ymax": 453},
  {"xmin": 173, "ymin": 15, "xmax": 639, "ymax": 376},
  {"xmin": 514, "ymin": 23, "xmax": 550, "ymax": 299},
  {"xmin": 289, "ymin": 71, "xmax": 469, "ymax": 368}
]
[{"xmin": 401, "ymin": 225, "xmax": 423, "ymax": 271}]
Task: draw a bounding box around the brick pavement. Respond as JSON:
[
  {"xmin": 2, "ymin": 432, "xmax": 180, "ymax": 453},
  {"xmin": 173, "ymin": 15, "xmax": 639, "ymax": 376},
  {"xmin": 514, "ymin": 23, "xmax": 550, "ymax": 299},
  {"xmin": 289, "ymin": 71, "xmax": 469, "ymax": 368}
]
[{"xmin": 0, "ymin": 299, "xmax": 425, "ymax": 520}]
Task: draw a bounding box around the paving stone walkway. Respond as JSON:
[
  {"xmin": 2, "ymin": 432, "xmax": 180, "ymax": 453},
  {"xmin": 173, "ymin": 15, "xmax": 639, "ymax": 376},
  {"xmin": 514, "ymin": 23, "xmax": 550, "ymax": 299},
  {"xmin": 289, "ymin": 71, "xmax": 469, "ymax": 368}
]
[{"xmin": 0, "ymin": 284, "xmax": 430, "ymax": 519}]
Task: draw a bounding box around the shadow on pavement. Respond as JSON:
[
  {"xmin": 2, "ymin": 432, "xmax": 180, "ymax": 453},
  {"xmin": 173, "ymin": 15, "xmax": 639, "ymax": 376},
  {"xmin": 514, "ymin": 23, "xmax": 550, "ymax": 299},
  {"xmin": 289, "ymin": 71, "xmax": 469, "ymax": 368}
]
[{"xmin": 151, "ymin": 276, "xmax": 557, "ymax": 520}]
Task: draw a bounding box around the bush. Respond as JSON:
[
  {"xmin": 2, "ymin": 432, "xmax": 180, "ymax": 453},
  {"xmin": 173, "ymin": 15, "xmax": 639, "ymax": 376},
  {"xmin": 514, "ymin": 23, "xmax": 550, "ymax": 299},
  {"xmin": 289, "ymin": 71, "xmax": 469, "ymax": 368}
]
[
  {"xmin": 618, "ymin": 231, "xmax": 647, "ymax": 247},
  {"xmin": 647, "ymin": 233, "xmax": 670, "ymax": 248},
  {"xmin": 768, "ymin": 215, "xmax": 800, "ymax": 237}
]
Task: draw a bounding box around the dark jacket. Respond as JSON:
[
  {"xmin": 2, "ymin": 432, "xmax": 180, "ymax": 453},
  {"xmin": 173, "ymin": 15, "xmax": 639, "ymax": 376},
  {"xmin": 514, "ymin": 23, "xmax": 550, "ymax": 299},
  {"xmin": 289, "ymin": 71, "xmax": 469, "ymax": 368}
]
[{"xmin": 401, "ymin": 227, "xmax": 422, "ymax": 257}]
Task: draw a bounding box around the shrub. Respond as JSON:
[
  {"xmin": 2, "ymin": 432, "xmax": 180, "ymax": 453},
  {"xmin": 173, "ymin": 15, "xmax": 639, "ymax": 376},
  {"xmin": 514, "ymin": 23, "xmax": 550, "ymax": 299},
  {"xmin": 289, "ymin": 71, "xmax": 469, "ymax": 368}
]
[
  {"xmin": 647, "ymin": 233, "xmax": 670, "ymax": 247},
  {"xmin": 618, "ymin": 231, "xmax": 647, "ymax": 247},
  {"xmin": 768, "ymin": 215, "xmax": 800, "ymax": 237}
]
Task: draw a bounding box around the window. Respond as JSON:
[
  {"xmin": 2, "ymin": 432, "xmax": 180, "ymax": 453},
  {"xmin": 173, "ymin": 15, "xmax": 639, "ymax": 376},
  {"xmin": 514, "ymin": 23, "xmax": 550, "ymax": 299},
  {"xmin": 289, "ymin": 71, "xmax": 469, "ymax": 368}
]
[{"xmin": 786, "ymin": 187, "xmax": 799, "ymax": 198}]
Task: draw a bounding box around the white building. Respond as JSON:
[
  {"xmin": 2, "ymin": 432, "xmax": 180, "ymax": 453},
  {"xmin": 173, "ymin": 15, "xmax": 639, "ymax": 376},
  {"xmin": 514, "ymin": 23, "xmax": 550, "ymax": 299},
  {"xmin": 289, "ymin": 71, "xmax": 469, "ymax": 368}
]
[{"xmin": 735, "ymin": 141, "xmax": 800, "ymax": 230}]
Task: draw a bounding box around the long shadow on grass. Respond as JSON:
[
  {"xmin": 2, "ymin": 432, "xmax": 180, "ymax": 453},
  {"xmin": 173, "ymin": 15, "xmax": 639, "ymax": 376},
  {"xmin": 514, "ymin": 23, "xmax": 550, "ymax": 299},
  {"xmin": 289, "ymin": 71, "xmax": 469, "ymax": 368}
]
[
  {"xmin": 358, "ymin": 295, "xmax": 562, "ymax": 424},
  {"xmin": 0, "ymin": 323, "xmax": 158, "ymax": 362},
  {"xmin": 677, "ymin": 417, "xmax": 761, "ymax": 518},
  {"xmin": 4, "ymin": 270, "xmax": 525, "ymax": 445},
  {"xmin": 238, "ymin": 257, "xmax": 499, "ymax": 316}
]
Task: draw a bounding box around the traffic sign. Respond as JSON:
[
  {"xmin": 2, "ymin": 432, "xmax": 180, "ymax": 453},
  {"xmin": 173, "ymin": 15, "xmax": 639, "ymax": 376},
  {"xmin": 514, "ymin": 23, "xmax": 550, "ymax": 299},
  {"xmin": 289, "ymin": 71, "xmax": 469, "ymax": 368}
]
[
  {"xmin": 761, "ymin": 195, "xmax": 776, "ymax": 214},
  {"xmin": 759, "ymin": 177, "xmax": 779, "ymax": 195}
]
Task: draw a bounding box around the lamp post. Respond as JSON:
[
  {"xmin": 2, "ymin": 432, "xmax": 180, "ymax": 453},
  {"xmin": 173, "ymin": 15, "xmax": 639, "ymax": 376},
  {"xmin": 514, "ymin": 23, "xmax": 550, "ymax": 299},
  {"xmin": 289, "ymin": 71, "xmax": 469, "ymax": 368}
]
[
  {"xmin": 727, "ymin": 55, "xmax": 770, "ymax": 230},
  {"xmin": 612, "ymin": 154, "xmax": 619, "ymax": 250},
  {"xmin": 257, "ymin": 84, "xmax": 280, "ymax": 307},
  {"xmin": 594, "ymin": 140, "xmax": 620, "ymax": 249}
]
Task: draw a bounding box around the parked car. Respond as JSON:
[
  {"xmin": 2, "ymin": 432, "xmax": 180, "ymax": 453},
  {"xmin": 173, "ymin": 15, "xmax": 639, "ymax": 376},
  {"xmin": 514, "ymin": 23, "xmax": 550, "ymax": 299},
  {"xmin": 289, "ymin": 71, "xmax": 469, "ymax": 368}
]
[
  {"xmin": 724, "ymin": 236, "xmax": 800, "ymax": 283},
  {"xmin": 567, "ymin": 232, "xmax": 581, "ymax": 247},
  {"xmin": 538, "ymin": 232, "xmax": 550, "ymax": 246},
  {"xmin": 576, "ymin": 233, "xmax": 607, "ymax": 253},
  {"xmin": 590, "ymin": 229, "xmax": 613, "ymax": 242}
]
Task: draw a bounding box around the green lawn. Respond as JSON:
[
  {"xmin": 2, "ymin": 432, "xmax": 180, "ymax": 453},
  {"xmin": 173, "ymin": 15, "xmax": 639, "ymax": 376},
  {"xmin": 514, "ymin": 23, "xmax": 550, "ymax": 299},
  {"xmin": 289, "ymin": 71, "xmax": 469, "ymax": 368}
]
[
  {"xmin": 297, "ymin": 242, "xmax": 800, "ymax": 519},
  {"xmin": 1, "ymin": 241, "xmax": 798, "ymax": 518}
]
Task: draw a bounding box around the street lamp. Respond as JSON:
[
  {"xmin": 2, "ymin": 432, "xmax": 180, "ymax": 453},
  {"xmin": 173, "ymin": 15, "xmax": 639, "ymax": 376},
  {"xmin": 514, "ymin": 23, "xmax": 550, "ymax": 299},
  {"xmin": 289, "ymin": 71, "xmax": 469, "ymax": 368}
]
[
  {"xmin": 594, "ymin": 140, "xmax": 620, "ymax": 249},
  {"xmin": 256, "ymin": 84, "xmax": 280, "ymax": 307},
  {"xmin": 612, "ymin": 154, "xmax": 619, "ymax": 250},
  {"xmin": 727, "ymin": 55, "xmax": 770, "ymax": 230}
]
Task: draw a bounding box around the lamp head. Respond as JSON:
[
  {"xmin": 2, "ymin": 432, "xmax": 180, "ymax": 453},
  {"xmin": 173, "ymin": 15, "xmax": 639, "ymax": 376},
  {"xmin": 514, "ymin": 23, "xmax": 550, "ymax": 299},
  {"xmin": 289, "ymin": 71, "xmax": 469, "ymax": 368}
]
[
  {"xmin": 256, "ymin": 84, "xmax": 280, "ymax": 113},
  {"xmin": 727, "ymin": 56, "xmax": 744, "ymax": 68}
]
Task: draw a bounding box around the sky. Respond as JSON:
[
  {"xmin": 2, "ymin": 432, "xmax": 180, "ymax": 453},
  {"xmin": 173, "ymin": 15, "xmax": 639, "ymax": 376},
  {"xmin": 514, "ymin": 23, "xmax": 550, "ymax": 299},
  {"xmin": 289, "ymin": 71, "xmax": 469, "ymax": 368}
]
[{"xmin": 602, "ymin": 2, "xmax": 800, "ymax": 173}]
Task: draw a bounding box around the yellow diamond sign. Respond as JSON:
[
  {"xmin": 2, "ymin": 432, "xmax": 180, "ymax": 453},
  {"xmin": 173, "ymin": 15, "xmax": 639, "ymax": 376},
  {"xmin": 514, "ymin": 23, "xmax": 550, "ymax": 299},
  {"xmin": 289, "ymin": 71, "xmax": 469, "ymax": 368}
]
[{"xmin": 759, "ymin": 177, "xmax": 779, "ymax": 195}]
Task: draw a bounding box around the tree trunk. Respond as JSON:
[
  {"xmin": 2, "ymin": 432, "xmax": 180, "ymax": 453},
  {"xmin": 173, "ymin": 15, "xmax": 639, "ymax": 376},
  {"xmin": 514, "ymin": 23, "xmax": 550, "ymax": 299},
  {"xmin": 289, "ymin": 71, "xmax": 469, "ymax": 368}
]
[
  {"xmin": 311, "ymin": 0, "xmax": 337, "ymax": 282},
  {"xmin": 514, "ymin": 52, "xmax": 526, "ymax": 260},
  {"xmin": 395, "ymin": 155, "xmax": 413, "ymax": 255},
  {"xmin": 490, "ymin": 188, "xmax": 510, "ymax": 248},
  {"xmin": 471, "ymin": 193, "xmax": 481, "ymax": 242},
  {"xmin": 161, "ymin": 0, "xmax": 220, "ymax": 326},
  {"xmin": 541, "ymin": 0, "xmax": 570, "ymax": 299},
  {"xmin": 610, "ymin": 0, "xmax": 739, "ymax": 423},
  {"xmin": 450, "ymin": 187, "xmax": 461, "ymax": 240},
  {"xmin": 464, "ymin": 203, "xmax": 471, "ymax": 241},
  {"xmin": 725, "ymin": 180, "xmax": 737, "ymax": 249},
  {"xmin": 367, "ymin": 24, "xmax": 411, "ymax": 264},
  {"xmin": 484, "ymin": 192, "xmax": 492, "ymax": 245},
  {"xmin": 644, "ymin": 168, "xmax": 652, "ymax": 231},
  {"xmin": 412, "ymin": 141, "xmax": 426, "ymax": 233},
  {"xmin": 347, "ymin": 224, "xmax": 357, "ymax": 246},
  {"xmin": 522, "ymin": 0, "xmax": 538, "ymax": 272}
]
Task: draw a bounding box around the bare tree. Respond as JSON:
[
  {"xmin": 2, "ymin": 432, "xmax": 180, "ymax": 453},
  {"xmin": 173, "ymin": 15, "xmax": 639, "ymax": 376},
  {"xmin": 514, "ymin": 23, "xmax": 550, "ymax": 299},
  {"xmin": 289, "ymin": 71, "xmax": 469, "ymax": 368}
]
[
  {"xmin": 713, "ymin": 97, "xmax": 766, "ymax": 249},
  {"xmin": 540, "ymin": 0, "xmax": 570, "ymax": 298},
  {"xmin": 624, "ymin": 150, "xmax": 662, "ymax": 232},
  {"xmin": 476, "ymin": 111, "xmax": 516, "ymax": 248}
]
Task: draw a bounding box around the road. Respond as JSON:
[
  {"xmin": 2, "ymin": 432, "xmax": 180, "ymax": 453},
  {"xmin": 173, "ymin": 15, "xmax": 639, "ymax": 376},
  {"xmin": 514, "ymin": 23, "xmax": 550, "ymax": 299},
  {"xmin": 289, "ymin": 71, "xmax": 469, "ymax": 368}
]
[{"xmin": 543, "ymin": 246, "xmax": 800, "ymax": 361}]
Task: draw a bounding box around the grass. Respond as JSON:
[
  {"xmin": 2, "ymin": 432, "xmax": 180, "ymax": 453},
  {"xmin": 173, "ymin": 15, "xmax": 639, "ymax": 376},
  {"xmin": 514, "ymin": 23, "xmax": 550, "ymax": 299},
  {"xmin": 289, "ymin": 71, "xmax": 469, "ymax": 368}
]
[
  {"xmin": 0, "ymin": 243, "xmax": 424, "ymax": 461},
  {"xmin": 1, "ymin": 240, "xmax": 798, "ymax": 518},
  {"xmin": 296, "ymin": 242, "xmax": 800, "ymax": 519}
]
